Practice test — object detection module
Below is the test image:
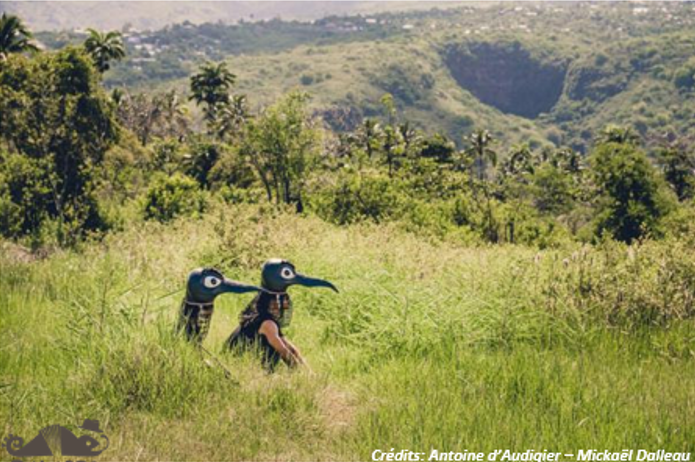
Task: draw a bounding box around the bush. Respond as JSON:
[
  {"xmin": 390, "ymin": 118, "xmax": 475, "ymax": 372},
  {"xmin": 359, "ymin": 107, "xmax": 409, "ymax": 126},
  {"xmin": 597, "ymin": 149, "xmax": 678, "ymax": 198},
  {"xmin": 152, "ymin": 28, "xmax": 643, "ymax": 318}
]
[
  {"xmin": 299, "ymin": 74, "xmax": 314, "ymax": 86},
  {"xmin": 142, "ymin": 174, "xmax": 207, "ymax": 222},
  {"xmin": 590, "ymin": 142, "xmax": 672, "ymax": 243},
  {"xmin": 0, "ymin": 152, "xmax": 52, "ymax": 239},
  {"xmin": 182, "ymin": 140, "xmax": 224, "ymax": 188},
  {"xmin": 207, "ymin": 147, "xmax": 256, "ymax": 191},
  {"xmin": 673, "ymin": 60, "xmax": 695, "ymax": 90},
  {"xmin": 218, "ymin": 185, "xmax": 262, "ymax": 204},
  {"xmin": 311, "ymin": 172, "xmax": 404, "ymax": 225}
]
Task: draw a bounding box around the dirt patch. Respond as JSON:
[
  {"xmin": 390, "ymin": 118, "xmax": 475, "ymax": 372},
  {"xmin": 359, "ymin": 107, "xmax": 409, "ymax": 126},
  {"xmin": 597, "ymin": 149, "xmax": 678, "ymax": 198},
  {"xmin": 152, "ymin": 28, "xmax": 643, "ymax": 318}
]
[
  {"xmin": 0, "ymin": 241, "xmax": 41, "ymax": 263},
  {"xmin": 318, "ymin": 385, "xmax": 357, "ymax": 434}
]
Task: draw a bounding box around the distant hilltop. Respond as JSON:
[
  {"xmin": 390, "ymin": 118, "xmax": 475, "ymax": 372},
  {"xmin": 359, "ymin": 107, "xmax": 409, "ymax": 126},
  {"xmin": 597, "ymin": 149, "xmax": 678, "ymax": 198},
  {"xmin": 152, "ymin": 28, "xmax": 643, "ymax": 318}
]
[{"xmin": 0, "ymin": 1, "xmax": 469, "ymax": 32}]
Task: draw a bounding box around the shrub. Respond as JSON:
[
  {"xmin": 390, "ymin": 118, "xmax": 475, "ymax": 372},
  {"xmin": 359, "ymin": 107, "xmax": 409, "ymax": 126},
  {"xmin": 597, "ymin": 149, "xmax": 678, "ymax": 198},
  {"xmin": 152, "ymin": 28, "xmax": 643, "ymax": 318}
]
[
  {"xmin": 0, "ymin": 151, "xmax": 52, "ymax": 239},
  {"xmin": 590, "ymin": 142, "xmax": 672, "ymax": 243},
  {"xmin": 142, "ymin": 174, "xmax": 207, "ymax": 222},
  {"xmin": 299, "ymin": 74, "xmax": 314, "ymax": 85},
  {"xmin": 182, "ymin": 140, "xmax": 224, "ymax": 188},
  {"xmin": 311, "ymin": 172, "xmax": 403, "ymax": 225},
  {"xmin": 207, "ymin": 147, "xmax": 256, "ymax": 191},
  {"xmin": 673, "ymin": 61, "xmax": 695, "ymax": 90}
]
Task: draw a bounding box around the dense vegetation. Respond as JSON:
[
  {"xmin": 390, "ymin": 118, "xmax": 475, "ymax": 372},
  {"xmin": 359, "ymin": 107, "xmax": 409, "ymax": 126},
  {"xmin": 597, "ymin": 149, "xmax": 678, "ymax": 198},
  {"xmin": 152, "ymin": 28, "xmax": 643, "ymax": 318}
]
[
  {"xmin": 2, "ymin": 33, "xmax": 693, "ymax": 248},
  {"xmin": 1, "ymin": 6, "xmax": 694, "ymax": 460}
]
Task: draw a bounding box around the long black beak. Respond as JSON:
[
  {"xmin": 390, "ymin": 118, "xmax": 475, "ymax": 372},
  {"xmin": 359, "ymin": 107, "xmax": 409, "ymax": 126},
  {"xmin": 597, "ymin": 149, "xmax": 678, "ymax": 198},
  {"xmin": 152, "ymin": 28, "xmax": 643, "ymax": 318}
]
[
  {"xmin": 220, "ymin": 279, "xmax": 262, "ymax": 294},
  {"xmin": 294, "ymin": 273, "xmax": 339, "ymax": 293}
]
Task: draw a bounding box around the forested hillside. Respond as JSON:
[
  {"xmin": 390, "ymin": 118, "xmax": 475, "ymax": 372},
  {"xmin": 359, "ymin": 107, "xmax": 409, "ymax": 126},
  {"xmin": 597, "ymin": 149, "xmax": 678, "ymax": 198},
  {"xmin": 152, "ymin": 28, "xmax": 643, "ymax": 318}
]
[{"xmin": 28, "ymin": 2, "xmax": 695, "ymax": 152}]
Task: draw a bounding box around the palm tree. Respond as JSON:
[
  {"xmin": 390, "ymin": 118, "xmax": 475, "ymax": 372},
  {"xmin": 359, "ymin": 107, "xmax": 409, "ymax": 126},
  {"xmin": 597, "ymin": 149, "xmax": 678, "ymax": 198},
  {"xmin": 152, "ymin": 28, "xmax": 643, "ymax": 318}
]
[
  {"xmin": 503, "ymin": 143, "xmax": 535, "ymax": 177},
  {"xmin": 657, "ymin": 146, "xmax": 695, "ymax": 201},
  {"xmin": 397, "ymin": 121, "xmax": 422, "ymax": 153},
  {"xmin": 84, "ymin": 29, "xmax": 125, "ymax": 73},
  {"xmin": 596, "ymin": 124, "xmax": 640, "ymax": 146},
  {"xmin": 465, "ymin": 129, "xmax": 498, "ymax": 181},
  {"xmin": 189, "ymin": 62, "xmax": 236, "ymax": 129},
  {"xmin": 216, "ymin": 94, "xmax": 249, "ymax": 140},
  {"xmin": 382, "ymin": 125, "xmax": 405, "ymax": 177},
  {"xmin": 553, "ymin": 147, "xmax": 583, "ymax": 173},
  {"xmin": 160, "ymin": 90, "xmax": 190, "ymax": 139},
  {"xmin": 0, "ymin": 13, "xmax": 39, "ymax": 60},
  {"xmin": 356, "ymin": 118, "xmax": 382, "ymax": 159}
]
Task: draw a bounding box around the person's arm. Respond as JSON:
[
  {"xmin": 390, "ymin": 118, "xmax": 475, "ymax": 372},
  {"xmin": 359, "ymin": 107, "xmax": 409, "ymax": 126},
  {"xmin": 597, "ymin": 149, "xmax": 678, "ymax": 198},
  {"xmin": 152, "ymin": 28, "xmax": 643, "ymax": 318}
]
[
  {"xmin": 258, "ymin": 320, "xmax": 302, "ymax": 368},
  {"xmin": 282, "ymin": 338, "xmax": 307, "ymax": 366}
]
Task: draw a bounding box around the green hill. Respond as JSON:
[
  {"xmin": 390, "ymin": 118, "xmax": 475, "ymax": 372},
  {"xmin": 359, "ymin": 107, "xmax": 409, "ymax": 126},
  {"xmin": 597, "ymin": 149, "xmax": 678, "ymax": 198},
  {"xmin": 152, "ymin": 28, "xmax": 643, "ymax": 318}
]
[{"xmin": 27, "ymin": 3, "xmax": 695, "ymax": 151}]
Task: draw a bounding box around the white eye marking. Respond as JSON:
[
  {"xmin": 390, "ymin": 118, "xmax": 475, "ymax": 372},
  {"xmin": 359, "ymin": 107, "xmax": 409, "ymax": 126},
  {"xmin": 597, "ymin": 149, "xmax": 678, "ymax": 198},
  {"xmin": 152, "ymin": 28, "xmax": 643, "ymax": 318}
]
[
  {"xmin": 280, "ymin": 267, "xmax": 295, "ymax": 279},
  {"xmin": 203, "ymin": 276, "xmax": 222, "ymax": 289}
]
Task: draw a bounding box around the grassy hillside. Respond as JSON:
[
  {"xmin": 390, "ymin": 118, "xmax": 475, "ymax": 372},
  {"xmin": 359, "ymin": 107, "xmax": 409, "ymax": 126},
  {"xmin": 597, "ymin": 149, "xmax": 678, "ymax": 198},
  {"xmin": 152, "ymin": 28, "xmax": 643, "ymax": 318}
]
[{"xmin": 2, "ymin": 203, "xmax": 694, "ymax": 460}]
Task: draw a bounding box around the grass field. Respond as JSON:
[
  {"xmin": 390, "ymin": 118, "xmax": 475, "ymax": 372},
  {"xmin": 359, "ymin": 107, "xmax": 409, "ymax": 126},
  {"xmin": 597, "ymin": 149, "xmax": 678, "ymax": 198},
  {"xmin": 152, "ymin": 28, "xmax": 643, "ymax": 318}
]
[{"xmin": 1, "ymin": 203, "xmax": 694, "ymax": 461}]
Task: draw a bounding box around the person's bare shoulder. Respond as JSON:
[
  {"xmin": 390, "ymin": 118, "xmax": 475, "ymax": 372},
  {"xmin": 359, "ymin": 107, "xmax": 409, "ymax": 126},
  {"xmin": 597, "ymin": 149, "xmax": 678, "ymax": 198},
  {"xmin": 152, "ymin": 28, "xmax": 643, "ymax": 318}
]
[{"xmin": 259, "ymin": 319, "xmax": 279, "ymax": 338}]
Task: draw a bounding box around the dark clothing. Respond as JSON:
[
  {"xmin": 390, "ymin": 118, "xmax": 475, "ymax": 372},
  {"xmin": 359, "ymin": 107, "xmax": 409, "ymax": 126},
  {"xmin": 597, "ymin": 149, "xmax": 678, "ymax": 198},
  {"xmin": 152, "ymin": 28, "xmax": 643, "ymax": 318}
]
[
  {"xmin": 225, "ymin": 292, "xmax": 291, "ymax": 370},
  {"xmin": 177, "ymin": 298, "xmax": 214, "ymax": 343}
]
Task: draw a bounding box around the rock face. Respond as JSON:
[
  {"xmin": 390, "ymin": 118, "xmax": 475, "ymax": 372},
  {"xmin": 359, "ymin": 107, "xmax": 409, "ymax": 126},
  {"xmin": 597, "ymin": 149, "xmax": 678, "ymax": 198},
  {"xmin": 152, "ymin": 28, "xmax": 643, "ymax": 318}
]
[{"xmin": 444, "ymin": 41, "xmax": 566, "ymax": 119}]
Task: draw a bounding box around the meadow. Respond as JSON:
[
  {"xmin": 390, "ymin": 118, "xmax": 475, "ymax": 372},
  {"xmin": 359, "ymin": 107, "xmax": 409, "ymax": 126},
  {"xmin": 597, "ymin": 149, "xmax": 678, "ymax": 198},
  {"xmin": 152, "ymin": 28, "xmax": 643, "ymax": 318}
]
[
  {"xmin": 2, "ymin": 203, "xmax": 694, "ymax": 461},
  {"xmin": 2, "ymin": 6, "xmax": 695, "ymax": 458}
]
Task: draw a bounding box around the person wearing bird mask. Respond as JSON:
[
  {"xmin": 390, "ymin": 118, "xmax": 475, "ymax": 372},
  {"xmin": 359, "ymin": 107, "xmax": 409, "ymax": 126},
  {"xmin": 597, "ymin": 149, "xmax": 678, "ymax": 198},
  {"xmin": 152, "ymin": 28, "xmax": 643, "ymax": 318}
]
[
  {"xmin": 177, "ymin": 267, "xmax": 261, "ymax": 343},
  {"xmin": 226, "ymin": 259, "xmax": 338, "ymax": 371}
]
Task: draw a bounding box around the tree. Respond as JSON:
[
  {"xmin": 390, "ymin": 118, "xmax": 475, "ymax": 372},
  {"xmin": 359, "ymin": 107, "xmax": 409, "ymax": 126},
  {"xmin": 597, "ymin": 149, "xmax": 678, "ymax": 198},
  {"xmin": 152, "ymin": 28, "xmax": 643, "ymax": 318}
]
[
  {"xmin": 657, "ymin": 146, "xmax": 695, "ymax": 201},
  {"xmin": 241, "ymin": 91, "xmax": 321, "ymax": 211},
  {"xmin": 530, "ymin": 164, "xmax": 575, "ymax": 214},
  {"xmin": 0, "ymin": 13, "xmax": 39, "ymax": 60},
  {"xmin": 465, "ymin": 129, "xmax": 498, "ymax": 181},
  {"xmin": 216, "ymin": 94, "xmax": 250, "ymax": 141},
  {"xmin": 673, "ymin": 59, "xmax": 695, "ymax": 90},
  {"xmin": 381, "ymin": 124, "xmax": 405, "ymax": 178},
  {"xmin": 595, "ymin": 124, "xmax": 640, "ymax": 146},
  {"xmin": 182, "ymin": 139, "xmax": 223, "ymax": 188},
  {"xmin": 502, "ymin": 143, "xmax": 535, "ymax": 178},
  {"xmin": 380, "ymin": 93, "xmax": 397, "ymax": 126},
  {"xmin": 189, "ymin": 61, "xmax": 236, "ymax": 132},
  {"xmin": 552, "ymin": 147, "xmax": 583, "ymax": 174},
  {"xmin": 159, "ymin": 90, "xmax": 191, "ymax": 139},
  {"xmin": 113, "ymin": 89, "xmax": 190, "ymax": 145},
  {"xmin": 0, "ymin": 48, "xmax": 119, "ymax": 244},
  {"xmin": 418, "ymin": 133, "xmax": 456, "ymax": 164},
  {"xmin": 355, "ymin": 118, "xmax": 382, "ymax": 159},
  {"xmin": 590, "ymin": 141, "xmax": 669, "ymax": 243},
  {"xmin": 397, "ymin": 121, "xmax": 421, "ymax": 151},
  {"xmin": 84, "ymin": 29, "xmax": 125, "ymax": 73}
]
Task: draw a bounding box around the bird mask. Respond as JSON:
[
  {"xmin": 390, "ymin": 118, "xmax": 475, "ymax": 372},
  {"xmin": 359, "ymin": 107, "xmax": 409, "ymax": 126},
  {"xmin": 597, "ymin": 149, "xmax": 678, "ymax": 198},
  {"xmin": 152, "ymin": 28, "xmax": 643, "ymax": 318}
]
[
  {"xmin": 259, "ymin": 259, "xmax": 338, "ymax": 328},
  {"xmin": 186, "ymin": 267, "xmax": 261, "ymax": 304},
  {"xmin": 260, "ymin": 259, "xmax": 339, "ymax": 294}
]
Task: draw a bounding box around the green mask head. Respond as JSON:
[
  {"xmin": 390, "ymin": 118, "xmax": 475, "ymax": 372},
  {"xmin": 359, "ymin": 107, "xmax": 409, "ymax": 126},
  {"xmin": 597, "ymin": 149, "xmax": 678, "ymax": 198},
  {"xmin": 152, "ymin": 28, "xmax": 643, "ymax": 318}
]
[
  {"xmin": 260, "ymin": 259, "xmax": 339, "ymax": 293},
  {"xmin": 187, "ymin": 267, "xmax": 261, "ymax": 303}
]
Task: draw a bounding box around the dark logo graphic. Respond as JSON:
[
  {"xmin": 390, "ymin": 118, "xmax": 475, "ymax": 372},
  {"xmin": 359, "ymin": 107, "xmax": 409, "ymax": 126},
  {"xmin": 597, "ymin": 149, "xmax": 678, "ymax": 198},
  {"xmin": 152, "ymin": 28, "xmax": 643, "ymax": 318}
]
[{"xmin": 3, "ymin": 419, "xmax": 109, "ymax": 460}]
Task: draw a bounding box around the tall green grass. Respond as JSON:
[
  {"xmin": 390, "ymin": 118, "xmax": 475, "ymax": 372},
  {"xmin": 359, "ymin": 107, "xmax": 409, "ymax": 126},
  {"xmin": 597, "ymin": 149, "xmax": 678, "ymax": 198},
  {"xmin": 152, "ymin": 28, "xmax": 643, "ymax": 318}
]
[{"xmin": 1, "ymin": 204, "xmax": 694, "ymax": 461}]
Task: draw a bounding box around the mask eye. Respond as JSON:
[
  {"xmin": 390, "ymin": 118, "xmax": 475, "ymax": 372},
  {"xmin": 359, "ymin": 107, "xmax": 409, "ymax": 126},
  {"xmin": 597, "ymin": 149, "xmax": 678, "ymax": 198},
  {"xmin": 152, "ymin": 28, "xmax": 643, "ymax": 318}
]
[
  {"xmin": 280, "ymin": 267, "xmax": 294, "ymax": 279},
  {"xmin": 203, "ymin": 276, "xmax": 222, "ymax": 289}
]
